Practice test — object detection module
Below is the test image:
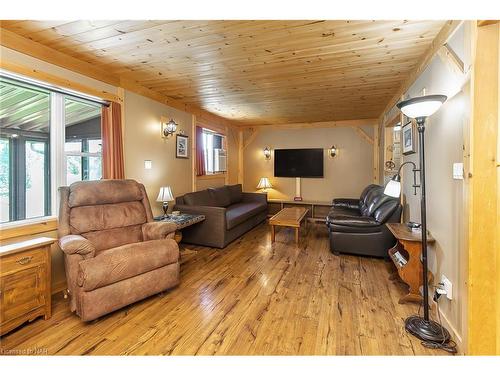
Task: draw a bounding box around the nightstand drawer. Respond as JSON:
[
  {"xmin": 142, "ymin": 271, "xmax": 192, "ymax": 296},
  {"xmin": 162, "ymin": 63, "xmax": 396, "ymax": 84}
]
[{"xmin": 0, "ymin": 248, "xmax": 46, "ymax": 276}]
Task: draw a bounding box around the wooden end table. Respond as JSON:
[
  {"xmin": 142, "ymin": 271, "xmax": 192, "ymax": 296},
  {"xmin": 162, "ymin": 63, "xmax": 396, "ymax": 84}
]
[
  {"xmin": 269, "ymin": 207, "xmax": 309, "ymax": 245},
  {"xmin": 386, "ymin": 223, "xmax": 435, "ymax": 304}
]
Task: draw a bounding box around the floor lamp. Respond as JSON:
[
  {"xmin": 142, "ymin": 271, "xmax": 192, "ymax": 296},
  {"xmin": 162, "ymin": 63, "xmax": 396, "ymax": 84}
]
[{"xmin": 384, "ymin": 94, "xmax": 453, "ymax": 346}]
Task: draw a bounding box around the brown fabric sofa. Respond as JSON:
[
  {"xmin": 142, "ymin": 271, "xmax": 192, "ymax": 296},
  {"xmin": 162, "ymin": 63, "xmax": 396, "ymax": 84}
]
[
  {"xmin": 174, "ymin": 184, "xmax": 268, "ymax": 248},
  {"xmin": 58, "ymin": 179, "xmax": 180, "ymax": 321}
]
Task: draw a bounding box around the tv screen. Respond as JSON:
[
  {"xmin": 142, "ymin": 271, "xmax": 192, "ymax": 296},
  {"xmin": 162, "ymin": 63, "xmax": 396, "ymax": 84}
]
[{"xmin": 274, "ymin": 148, "xmax": 324, "ymax": 178}]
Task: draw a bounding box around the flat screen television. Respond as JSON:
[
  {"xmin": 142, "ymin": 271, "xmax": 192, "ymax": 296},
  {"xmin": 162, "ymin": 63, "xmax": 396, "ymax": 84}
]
[{"xmin": 274, "ymin": 148, "xmax": 324, "ymax": 178}]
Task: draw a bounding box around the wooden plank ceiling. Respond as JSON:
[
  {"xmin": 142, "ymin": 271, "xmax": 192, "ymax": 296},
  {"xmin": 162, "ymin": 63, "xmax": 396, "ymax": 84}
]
[{"xmin": 0, "ymin": 20, "xmax": 447, "ymax": 126}]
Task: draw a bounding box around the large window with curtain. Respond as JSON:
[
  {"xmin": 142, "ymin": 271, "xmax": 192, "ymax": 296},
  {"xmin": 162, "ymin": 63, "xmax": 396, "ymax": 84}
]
[{"xmin": 0, "ymin": 74, "xmax": 103, "ymax": 225}]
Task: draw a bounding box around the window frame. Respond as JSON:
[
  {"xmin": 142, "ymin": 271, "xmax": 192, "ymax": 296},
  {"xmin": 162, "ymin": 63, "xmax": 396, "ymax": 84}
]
[
  {"xmin": 0, "ymin": 76, "xmax": 104, "ymax": 228},
  {"xmin": 201, "ymin": 127, "xmax": 227, "ymax": 175}
]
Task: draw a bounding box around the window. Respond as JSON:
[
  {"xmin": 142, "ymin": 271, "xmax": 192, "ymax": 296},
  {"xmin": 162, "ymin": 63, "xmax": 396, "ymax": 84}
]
[
  {"xmin": 0, "ymin": 75, "xmax": 103, "ymax": 224},
  {"xmin": 0, "ymin": 79, "xmax": 50, "ymax": 223},
  {"xmin": 201, "ymin": 128, "xmax": 227, "ymax": 174},
  {"xmin": 64, "ymin": 97, "xmax": 102, "ymax": 184}
]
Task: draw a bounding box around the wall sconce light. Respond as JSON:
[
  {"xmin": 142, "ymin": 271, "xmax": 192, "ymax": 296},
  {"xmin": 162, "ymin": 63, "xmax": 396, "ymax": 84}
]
[
  {"xmin": 263, "ymin": 147, "xmax": 271, "ymax": 160},
  {"xmin": 328, "ymin": 145, "xmax": 338, "ymax": 158},
  {"xmin": 144, "ymin": 160, "xmax": 153, "ymax": 170},
  {"xmin": 161, "ymin": 117, "xmax": 178, "ymax": 138}
]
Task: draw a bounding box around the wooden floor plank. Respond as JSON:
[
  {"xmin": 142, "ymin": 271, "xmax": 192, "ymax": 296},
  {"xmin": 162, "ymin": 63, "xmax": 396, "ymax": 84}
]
[{"xmin": 0, "ymin": 222, "xmax": 448, "ymax": 355}]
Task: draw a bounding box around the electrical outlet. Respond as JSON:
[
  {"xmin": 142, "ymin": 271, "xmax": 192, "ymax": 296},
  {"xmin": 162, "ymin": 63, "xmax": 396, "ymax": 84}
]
[{"xmin": 441, "ymin": 275, "xmax": 453, "ymax": 300}]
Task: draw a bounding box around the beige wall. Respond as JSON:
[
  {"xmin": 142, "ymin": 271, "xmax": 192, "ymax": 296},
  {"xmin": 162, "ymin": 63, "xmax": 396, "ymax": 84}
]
[
  {"xmin": 243, "ymin": 125, "xmax": 375, "ymax": 202},
  {"xmin": 0, "ymin": 46, "xmax": 240, "ymax": 292},
  {"xmin": 382, "ymin": 24, "xmax": 469, "ymax": 348},
  {"xmin": 123, "ymin": 90, "xmax": 194, "ymax": 216}
]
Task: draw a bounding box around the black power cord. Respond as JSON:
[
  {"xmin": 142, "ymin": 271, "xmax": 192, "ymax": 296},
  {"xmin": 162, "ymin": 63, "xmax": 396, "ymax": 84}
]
[{"xmin": 416, "ymin": 287, "xmax": 458, "ymax": 354}]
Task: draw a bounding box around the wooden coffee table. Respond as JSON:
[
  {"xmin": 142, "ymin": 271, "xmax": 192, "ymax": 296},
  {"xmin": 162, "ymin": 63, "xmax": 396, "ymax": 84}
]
[{"xmin": 269, "ymin": 207, "xmax": 309, "ymax": 244}]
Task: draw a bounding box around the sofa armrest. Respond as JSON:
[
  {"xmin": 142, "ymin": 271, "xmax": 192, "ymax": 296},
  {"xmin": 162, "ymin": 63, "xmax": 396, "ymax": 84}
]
[
  {"xmin": 331, "ymin": 198, "xmax": 360, "ymax": 210},
  {"xmin": 173, "ymin": 204, "xmax": 227, "ymax": 229},
  {"xmin": 241, "ymin": 192, "xmax": 267, "ymax": 204},
  {"xmin": 59, "ymin": 235, "xmax": 96, "ymax": 258},
  {"xmin": 327, "ymin": 215, "xmax": 379, "ymax": 227},
  {"xmin": 142, "ymin": 221, "xmax": 177, "ymax": 241}
]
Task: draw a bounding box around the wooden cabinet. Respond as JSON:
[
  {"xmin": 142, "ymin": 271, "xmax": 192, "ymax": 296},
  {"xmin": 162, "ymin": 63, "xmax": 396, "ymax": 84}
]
[{"xmin": 0, "ymin": 237, "xmax": 55, "ymax": 335}]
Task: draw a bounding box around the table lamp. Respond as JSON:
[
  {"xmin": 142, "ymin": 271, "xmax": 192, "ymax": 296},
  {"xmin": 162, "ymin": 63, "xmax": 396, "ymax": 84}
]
[
  {"xmin": 256, "ymin": 177, "xmax": 272, "ymax": 192},
  {"xmin": 156, "ymin": 186, "xmax": 174, "ymax": 218}
]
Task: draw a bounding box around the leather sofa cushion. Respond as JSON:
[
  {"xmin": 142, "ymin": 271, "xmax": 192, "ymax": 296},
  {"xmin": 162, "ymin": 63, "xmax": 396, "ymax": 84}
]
[
  {"xmin": 226, "ymin": 202, "xmax": 267, "ymax": 230},
  {"xmin": 78, "ymin": 238, "xmax": 179, "ymax": 292},
  {"xmin": 183, "ymin": 190, "xmax": 214, "ymax": 206},
  {"xmin": 208, "ymin": 186, "xmax": 231, "ymax": 207},
  {"xmin": 328, "ymin": 214, "xmax": 379, "ymax": 227},
  {"xmin": 70, "ymin": 201, "xmax": 147, "ymax": 234},
  {"xmin": 360, "ymin": 185, "xmax": 384, "ymax": 216},
  {"xmin": 373, "ymin": 200, "xmax": 400, "ymax": 223},
  {"xmin": 227, "ymin": 184, "xmax": 243, "ymax": 204},
  {"xmin": 68, "ymin": 179, "xmax": 143, "ymax": 208},
  {"xmin": 328, "ymin": 223, "xmax": 382, "ymax": 234}
]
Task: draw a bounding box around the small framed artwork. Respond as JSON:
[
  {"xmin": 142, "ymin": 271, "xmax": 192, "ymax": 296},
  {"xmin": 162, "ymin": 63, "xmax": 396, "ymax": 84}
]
[
  {"xmin": 176, "ymin": 134, "xmax": 189, "ymax": 159},
  {"xmin": 402, "ymin": 120, "xmax": 417, "ymax": 155}
]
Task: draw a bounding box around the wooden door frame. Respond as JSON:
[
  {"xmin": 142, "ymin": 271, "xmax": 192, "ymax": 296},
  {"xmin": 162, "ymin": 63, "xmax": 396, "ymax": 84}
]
[{"xmin": 467, "ymin": 21, "xmax": 500, "ymax": 355}]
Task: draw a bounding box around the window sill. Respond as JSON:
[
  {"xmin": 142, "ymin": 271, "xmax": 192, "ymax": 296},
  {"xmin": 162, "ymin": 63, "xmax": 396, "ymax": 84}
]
[
  {"xmin": 0, "ymin": 216, "xmax": 58, "ymax": 240},
  {"xmin": 197, "ymin": 173, "xmax": 226, "ymax": 180}
]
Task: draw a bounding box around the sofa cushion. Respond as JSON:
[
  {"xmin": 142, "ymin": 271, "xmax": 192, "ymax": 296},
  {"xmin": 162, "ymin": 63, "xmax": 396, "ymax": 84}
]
[
  {"xmin": 360, "ymin": 185, "xmax": 384, "ymax": 216},
  {"xmin": 226, "ymin": 201, "xmax": 267, "ymax": 230},
  {"xmin": 208, "ymin": 186, "xmax": 231, "ymax": 207},
  {"xmin": 373, "ymin": 200, "xmax": 400, "ymax": 223},
  {"xmin": 82, "ymin": 224, "xmax": 144, "ymax": 252},
  {"xmin": 183, "ymin": 190, "xmax": 214, "ymax": 206},
  {"xmin": 77, "ymin": 238, "xmax": 179, "ymax": 292},
  {"xmin": 227, "ymin": 184, "xmax": 243, "ymax": 204},
  {"xmin": 68, "ymin": 179, "xmax": 143, "ymax": 208}
]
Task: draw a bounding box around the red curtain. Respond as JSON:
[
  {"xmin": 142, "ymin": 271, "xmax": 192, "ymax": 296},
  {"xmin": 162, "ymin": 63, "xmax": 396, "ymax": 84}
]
[
  {"xmin": 196, "ymin": 126, "xmax": 206, "ymax": 176},
  {"xmin": 101, "ymin": 102, "xmax": 125, "ymax": 179}
]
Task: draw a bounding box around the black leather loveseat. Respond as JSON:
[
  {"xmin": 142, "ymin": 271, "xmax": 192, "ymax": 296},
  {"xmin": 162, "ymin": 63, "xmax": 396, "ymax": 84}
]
[{"xmin": 326, "ymin": 184, "xmax": 402, "ymax": 258}]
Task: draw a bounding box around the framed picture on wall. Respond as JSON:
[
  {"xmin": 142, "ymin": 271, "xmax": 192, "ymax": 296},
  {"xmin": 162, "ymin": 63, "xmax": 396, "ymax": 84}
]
[
  {"xmin": 176, "ymin": 134, "xmax": 189, "ymax": 158},
  {"xmin": 402, "ymin": 120, "xmax": 417, "ymax": 155}
]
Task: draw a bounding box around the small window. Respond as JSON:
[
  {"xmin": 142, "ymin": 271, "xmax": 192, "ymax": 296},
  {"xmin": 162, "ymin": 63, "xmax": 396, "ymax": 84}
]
[
  {"xmin": 64, "ymin": 97, "xmax": 102, "ymax": 185},
  {"xmin": 201, "ymin": 128, "xmax": 226, "ymax": 174}
]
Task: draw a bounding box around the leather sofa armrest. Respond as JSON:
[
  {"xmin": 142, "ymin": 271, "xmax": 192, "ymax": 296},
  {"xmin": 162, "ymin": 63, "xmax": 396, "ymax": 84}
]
[
  {"xmin": 59, "ymin": 235, "xmax": 96, "ymax": 258},
  {"xmin": 241, "ymin": 192, "xmax": 267, "ymax": 204},
  {"xmin": 327, "ymin": 215, "xmax": 379, "ymax": 227},
  {"xmin": 173, "ymin": 204, "xmax": 227, "ymax": 230},
  {"xmin": 331, "ymin": 198, "xmax": 360, "ymax": 210},
  {"xmin": 142, "ymin": 221, "xmax": 177, "ymax": 241}
]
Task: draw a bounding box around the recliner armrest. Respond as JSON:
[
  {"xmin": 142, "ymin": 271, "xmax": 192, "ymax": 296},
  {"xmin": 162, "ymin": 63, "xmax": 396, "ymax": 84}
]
[
  {"xmin": 331, "ymin": 198, "xmax": 360, "ymax": 210},
  {"xmin": 327, "ymin": 215, "xmax": 379, "ymax": 227},
  {"xmin": 142, "ymin": 221, "xmax": 177, "ymax": 241},
  {"xmin": 59, "ymin": 235, "xmax": 96, "ymax": 258}
]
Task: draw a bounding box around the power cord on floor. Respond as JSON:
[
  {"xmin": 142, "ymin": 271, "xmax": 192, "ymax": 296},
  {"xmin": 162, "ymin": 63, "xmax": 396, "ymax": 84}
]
[{"xmin": 415, "ymin": 286, "xmax": 458, "ymax": 354}]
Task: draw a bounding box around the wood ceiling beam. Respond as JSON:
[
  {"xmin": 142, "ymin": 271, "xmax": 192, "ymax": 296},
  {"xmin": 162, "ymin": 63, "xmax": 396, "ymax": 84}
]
[
  {"xmin": 377, "ymin": 20, "xmax": 463, "ymax": 123},
  {"xmin": 0, "ymin": 27, "xmax": 239, "ymax": 129},
  {"xmin": 239, "ymin": 118, "xmax": 378, "ymax": 130}
]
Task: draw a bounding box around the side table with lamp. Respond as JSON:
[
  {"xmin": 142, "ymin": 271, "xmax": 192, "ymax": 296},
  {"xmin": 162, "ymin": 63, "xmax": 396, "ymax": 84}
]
[{"xmin": 155, "ymin": 186, "xmax": 205, "ymax": 244}]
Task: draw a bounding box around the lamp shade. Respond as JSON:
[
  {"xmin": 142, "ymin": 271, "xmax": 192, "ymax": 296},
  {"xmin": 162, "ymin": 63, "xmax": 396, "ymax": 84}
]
[
  {"xmin": 257, "ymin": 177, "xmax": 272, "ymax": 189},
  {"xmin": 384, "ymin": 179, "xmax": 401, "ymax": 198},
  {"xmin": 156, "ymin": 186, "xmax": 174, "ymax": 202},
  {"xmin": 397, "ymin": 94, "xmax": 447, "ymax": 119}
]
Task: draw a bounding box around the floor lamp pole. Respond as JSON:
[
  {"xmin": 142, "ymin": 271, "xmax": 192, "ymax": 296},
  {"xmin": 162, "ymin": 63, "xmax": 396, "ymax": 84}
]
[
  {"xmin": 417, "ymin": 118, "xmax": 430, "ymax": 322},
  {"xmin": 404, "ymin": 117, "xmax": 451, "ymax": 344}
]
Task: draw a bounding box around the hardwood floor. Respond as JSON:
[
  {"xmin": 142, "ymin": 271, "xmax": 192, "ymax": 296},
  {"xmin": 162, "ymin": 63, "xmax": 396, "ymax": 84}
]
[{"xmin": 0, "ymin": 222, "xmax": 446, "ymax": 355}]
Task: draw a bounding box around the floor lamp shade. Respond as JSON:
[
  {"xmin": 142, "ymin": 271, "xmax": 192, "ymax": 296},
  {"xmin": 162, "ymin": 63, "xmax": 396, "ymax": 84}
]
[
  {"xmin": 397, "ymin": 94, "xmax": 447, "ymax": 119},
  {"xmin": 384, "ymin": 179, "xmax": 401, "ymax": 198}
]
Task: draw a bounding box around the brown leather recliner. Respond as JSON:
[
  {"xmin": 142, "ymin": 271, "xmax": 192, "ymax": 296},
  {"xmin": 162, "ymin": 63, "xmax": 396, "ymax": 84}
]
[{"xmin": 58, "ymin": 179, "xmax": 180, "ymax": 321}]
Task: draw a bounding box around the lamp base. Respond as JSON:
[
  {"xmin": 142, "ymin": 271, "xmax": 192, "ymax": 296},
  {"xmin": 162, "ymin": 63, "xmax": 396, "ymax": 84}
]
[{"xmin": 405, "ymin": 315, "xmax": 451, "ymax": 343}]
